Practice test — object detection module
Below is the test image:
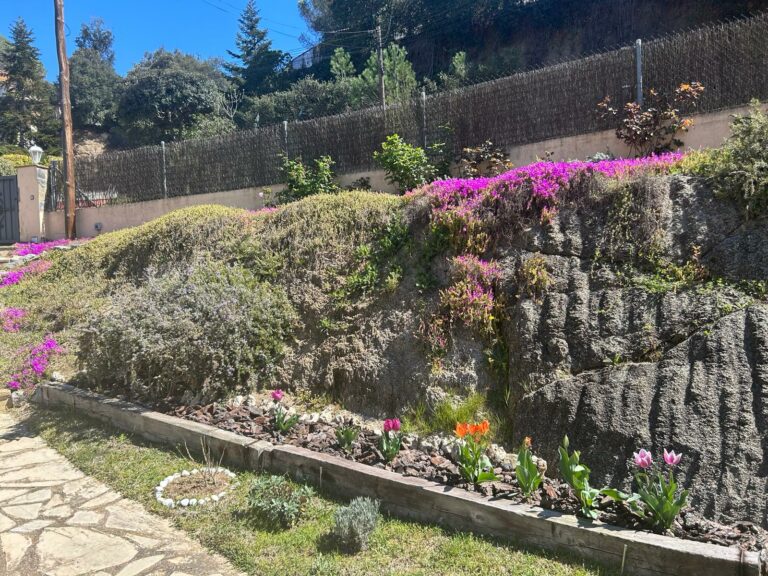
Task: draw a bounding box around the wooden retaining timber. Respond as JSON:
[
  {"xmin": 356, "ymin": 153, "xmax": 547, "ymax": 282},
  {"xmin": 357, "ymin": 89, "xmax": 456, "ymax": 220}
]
[{"xmin": 32, "ymin": 382, "xmax": 766, "ymax": 576}]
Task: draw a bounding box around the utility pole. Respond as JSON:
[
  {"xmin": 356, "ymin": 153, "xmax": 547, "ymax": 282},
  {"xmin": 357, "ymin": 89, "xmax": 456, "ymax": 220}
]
[
  {"xmin": 376, "ymin": 23, "xmax": 386, "ymax": 108},
  {"xmin": 54, "ymin": 0, "xmax": 76, "ymax": 239}
]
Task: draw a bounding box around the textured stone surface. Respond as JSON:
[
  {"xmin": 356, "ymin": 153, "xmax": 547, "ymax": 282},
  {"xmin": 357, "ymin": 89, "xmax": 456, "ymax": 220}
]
[
  {"xmin": 0, "ymin": 412, "xmax": 241, "ymax": 576},
  {"xmin": 509, "ymin": 176, "xmax": 768, "ymax": 527}
]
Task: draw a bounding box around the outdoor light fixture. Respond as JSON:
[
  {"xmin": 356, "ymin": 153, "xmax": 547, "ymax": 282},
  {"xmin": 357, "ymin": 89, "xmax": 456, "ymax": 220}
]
[{"xmin": 28, "ymin": 145, "xmax": 43, "ymax": 165}]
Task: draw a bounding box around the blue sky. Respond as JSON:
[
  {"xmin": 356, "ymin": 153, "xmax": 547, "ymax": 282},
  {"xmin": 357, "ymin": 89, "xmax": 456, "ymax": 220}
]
[{"xmin": 1, "ymin": 0, "xmax": 313, "ymax": 80}]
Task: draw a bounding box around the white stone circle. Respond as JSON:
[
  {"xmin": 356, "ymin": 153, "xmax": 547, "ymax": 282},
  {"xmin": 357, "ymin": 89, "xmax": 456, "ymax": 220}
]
[{"xmin": 154, "ymin": 467, "xmax": 237, "ymax": 509}]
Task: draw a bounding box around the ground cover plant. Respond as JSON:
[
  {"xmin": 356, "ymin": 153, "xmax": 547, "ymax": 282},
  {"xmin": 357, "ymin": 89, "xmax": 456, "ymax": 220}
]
[{"xmin": 24, "ymin": 407, "xmax": 617, "ymax": 576}]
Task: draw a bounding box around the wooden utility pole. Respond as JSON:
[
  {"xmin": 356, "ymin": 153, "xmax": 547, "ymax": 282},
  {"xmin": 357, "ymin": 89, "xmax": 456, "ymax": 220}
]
[
  {"xmin": 54, "ymin": 0, "xmax": 76, "ymax": 239},
  {"xmin": 376, "ymin": 23, "xmax": 386, "ymax": 108}
]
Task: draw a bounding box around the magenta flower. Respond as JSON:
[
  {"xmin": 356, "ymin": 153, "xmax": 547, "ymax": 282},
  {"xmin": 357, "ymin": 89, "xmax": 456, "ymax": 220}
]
[
  {"xmin": 271, "ymin": 389, "xmax": 284, "ymax": 402},
  {"xmin": 7, "ymin": 381, "xmax": 20, "ymax": 391},
  {"xmin": 13, "ymin": 239, "xmax": 72, "ymax": 257},
  {"xmin": 633, "ymin": 448, "xmax": 653, "ymax": 469},
  {"xmin": 383, "ymin": 418, "xmax": 401, "ymax": 433},
  {"xmin": 1, "ymin": 307, "xmax": 26, "ymax": 332},
  {"xmin": 663, "ymin": 448, "xmax": 682, "ymax": 467}
]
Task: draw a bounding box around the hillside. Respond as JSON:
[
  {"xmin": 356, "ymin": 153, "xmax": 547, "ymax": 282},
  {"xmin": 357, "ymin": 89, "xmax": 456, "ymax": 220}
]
[{"xmin": 2, "ymin": 145, "xmax": 767, "ymax": 529}]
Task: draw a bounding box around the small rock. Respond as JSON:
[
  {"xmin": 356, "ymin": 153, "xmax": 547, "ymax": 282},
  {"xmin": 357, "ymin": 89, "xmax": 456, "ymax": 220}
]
[
  {"xmin": 189, "ymin": 499, "xmax": 198, "ymax": 506},
  {"xmin": 211, "ymin": 495, "xmax": 220, "ymax": 502},
  {"xmin": 180, "ymin": 499, "xmax": 190, "ymax": 507},
  {"xmin": 181, "ymin": 470, "xmax": 190, "ymax": 477}
]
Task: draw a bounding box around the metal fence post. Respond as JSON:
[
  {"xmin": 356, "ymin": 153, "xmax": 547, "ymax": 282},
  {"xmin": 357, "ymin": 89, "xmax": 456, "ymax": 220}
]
[
  {"xmin": 283, "ymin": 120, "xmax": 289, "ymax": 156},
  {"xmin": 635, "ymin": 39, "xmax": 643, "ymax": 106},
  {"xmin": 421, "ymin": 88, "xmax": 428, "ymax": 150},
  {"xmin": 161, "ymin": 140, "xmax": 168, "ymax": 199}
]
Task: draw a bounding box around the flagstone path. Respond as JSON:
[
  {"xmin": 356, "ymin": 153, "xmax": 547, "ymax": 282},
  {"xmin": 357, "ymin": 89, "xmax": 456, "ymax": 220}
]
[{"xmin": 0, "ymin": 411, "xmax": 242, "ymax": 576}]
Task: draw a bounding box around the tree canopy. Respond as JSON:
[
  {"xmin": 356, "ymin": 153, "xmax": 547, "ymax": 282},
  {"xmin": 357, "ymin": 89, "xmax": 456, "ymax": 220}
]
[
  {"xmin": 70, "ymin": 19, "xmax": 121, "ymax": 129},
  {"xmin": 225, "ymin": 0, "xmax": 289, "ymax": 95},
  {"xmin": 115, "ymin": 49, "xmax": 227, "ymax": 145},
  {"xmin": 0, "ymin": 18, "xmax": 59, "ymax": 151}
]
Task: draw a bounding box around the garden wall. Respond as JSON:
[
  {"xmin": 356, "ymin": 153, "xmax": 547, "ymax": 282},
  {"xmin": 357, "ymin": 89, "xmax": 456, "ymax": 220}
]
[{"xmin": 35, "ymin": 105, "xmax": 744, "ymax": 240}]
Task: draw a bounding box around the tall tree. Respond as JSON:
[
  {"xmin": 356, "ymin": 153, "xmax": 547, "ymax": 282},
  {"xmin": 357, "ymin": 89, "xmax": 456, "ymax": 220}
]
[
  {"xmin": 115, "ymin": 49, "xmax": 225, "ymax": 145},
  {"xmin": 226, "ymin": 0, "xmax": 289, "ymax": 95},
  {"xmin": 70, "ymin": 19, "xmax": 121, "ymax": 129},
  {"xmin": 0, "ymin": 34, "xmax": 9, "ymax": 71},
  {"xmin": 356, "ymin": 43, "xmax": 417, "ymax": 106},
  {"xmin": 330, "ymin": 47, "xmax": 356, "ymax": 81},
  {"xmin": 0, "ymin": 19, "xmax": 59, "ymax": 150},
  {"xmin": 75, "ymin": 18, "xmax": 115, "ymax": 63}
]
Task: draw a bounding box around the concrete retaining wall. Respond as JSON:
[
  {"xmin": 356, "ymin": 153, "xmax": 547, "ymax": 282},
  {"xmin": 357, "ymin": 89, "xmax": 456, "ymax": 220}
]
[
  {"xmin": 32, "ymin": 105, "xmax": 751, "ymax": 242},
  {"xmin": 32, "ymin": 382, "xmax": 766, "ymax": 576}
]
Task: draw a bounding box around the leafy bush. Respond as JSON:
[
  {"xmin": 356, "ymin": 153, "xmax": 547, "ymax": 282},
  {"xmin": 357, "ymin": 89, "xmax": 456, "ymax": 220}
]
[
  {"xmin": 0, "ymin": 158, "xmax": 15, "ymax": 176},
  {"xmin": 597, "ymin": 82, "xmax": 704, "ymax": 157},
  {"xmin": 457, "ymin": 140, "xmax": 513, "ymax": 178},
  {"xmin": 374, "ymin": 134, "xmax": 435, "ymax": 193},
  {"xmin": 247, "ymin": 475, "xmax": 314, "ymax": 528},
  {"xmin": 680, "ymin": 101, "xmax": 768, "ymax": 218},
  {"xmin": 331, "ymin": 497, "xmax": 380, "ymax": 552},
  {"xmin": 78, "ymin": 260, "xmax": 296, "ymax": 400},
  {"xmin": 0, "ymin": 154, "xmax": 31, "ymax": 168},
  {"xmin": 279, "ymin": 155, "xmax": 340, "ymax": 203}
]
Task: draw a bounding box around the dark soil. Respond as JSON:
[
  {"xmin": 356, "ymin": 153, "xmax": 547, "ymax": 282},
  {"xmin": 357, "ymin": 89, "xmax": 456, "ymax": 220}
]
[{"xmin": 170, "ymin": 401, "xmax": 767, "ymax": 553}]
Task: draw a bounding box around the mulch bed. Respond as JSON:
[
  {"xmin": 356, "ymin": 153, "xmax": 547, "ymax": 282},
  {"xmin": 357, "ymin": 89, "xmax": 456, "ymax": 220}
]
[{"xmin": 169, "ymin": 401, "xmax": 766, "ymax": 552}]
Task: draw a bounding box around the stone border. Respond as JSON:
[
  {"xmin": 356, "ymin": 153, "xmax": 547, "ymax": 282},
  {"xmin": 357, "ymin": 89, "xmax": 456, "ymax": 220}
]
[
  {"xmin": 32, "ymin": 383, "xmax": 766, "ymax": 576},
  {"xmin": 155, "ymin": 467, "xmax": 238, "ymax": 509}
]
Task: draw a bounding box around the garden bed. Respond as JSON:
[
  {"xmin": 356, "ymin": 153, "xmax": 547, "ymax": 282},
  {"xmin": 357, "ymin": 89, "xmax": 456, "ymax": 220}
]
[
  {"xmin": 32, "ymin": 383, "xmax": 768, "ymax": 576},
  {"xmin": 169, "ymin": 400, "xmax": 766, "ymax": 553}
]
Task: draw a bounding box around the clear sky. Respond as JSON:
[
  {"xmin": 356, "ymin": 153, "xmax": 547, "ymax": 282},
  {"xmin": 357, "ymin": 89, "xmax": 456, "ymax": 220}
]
[{"xmin": 1, "ymin": 0, "xmax": 313, "ymax": 80}]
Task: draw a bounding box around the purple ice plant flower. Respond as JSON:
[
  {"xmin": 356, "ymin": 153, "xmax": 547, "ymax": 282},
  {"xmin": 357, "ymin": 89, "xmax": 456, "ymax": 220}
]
[
  {"xmin": 271, "ymin": 389, "xmax": 285, "ymax": 402},
  {"xmin": 0, "ymin": 259, "xmax": 52, "ymax": 287},
  {"xmin": 1, "ymin": 307, "xmax": 26, "ymax": 332},
  {"xmin": 13, "ymin": 239, "xmax": 72, "ymax": 257}
]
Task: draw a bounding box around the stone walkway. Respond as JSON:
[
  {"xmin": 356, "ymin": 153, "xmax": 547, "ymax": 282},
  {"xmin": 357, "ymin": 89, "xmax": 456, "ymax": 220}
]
[{"xmin": 0, "ymin": 412, "xmax": 242, "ymax": 576}]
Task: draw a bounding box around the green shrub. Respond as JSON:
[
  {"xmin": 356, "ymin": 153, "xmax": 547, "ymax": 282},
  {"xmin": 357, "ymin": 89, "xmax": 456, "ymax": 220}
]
[
  {"xmin": 680, "ymin": 101, "xmax": 768, "ymax": 218},
  {"xmin": 374, "ymin": 134, "xmax": 435, "ymax": 193},
  {"xmin": 77, "ymin": 260, "xmax": 297, "ymax": 400},
  {"xmin": 0, "ymin": 153, "xmax": 31, "ymax": 168},
  {"xmin": 247, "ymin": 475, "xmax": 314, "ymax": 528},
  {"xmin": 0, "ymin": 158, "xmax": 15, "ymax": 176},
  {"xmin": 279, "ymin": 155, "xmax": 340, "ymax": 203},
  {"xmin": 331, "ymin": 497, "xmax": 380, "ymax": 552}
]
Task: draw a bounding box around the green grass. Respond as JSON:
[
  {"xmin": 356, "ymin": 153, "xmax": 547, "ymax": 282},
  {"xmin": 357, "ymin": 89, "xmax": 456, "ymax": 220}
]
[
  {"xmin": 404, "ymin": 393, "xmax": 487, "ymax": 436},
  {"xmin": 25, "ymin": 407, "xmax": 616, "ymax": 576}
]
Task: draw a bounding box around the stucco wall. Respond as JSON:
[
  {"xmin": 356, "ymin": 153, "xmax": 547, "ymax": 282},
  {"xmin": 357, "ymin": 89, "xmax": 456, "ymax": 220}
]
[{"xmin": 38, "ymin": 105, "xmax": 750, "ymax": 241}]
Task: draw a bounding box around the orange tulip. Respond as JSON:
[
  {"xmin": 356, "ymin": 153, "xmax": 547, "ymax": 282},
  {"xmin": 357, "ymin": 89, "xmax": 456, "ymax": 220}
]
[{"xmin": 455, "ymin": 422, "xmax": 469, "ymax": 438}]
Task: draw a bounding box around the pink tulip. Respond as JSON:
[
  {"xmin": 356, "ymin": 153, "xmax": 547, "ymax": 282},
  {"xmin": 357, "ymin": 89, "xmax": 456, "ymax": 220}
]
[
  {"xmin": 383, "ymin": 418, "xmax": 401, "ymax": 433},
  {"xmin": 663, "ymin": 448, "xmax": 682, "ymax": 467},
  {"xmin": 271, "ymin": 389, "xmax": 284, "ymax": 402},
  {"xmin": 633, "ymin": 448, "xmax": 653, "ymax": 469}
]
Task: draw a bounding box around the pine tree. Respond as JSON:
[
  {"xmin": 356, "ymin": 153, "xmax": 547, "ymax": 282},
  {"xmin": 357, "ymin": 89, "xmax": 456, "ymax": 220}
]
[
  {"xmin": 357, "ymin": 43, "xmax": 417, "ymax": 106},
  {"xmin": 225, "ymin": 0, "xmax": 288, "ymax": 95},
  {"xmin": 0, "ymin": 18, "xmax": 59, "ymax": 150},
  {"xmin": 330, "ymin": 47, "xmax": 356, "ymax": 81}
]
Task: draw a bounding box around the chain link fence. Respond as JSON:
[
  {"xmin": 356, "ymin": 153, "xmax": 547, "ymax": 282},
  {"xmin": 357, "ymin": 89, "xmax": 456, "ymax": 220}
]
[{"xmin": 50, "ymin": 12, "xmax": 768, "ymax": 210}]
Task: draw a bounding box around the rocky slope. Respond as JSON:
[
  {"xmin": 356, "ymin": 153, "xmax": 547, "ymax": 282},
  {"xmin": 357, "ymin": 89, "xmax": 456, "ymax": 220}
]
[{"xmin": 508, "ymin": 175, "xmax": 768, "ymax": 527}]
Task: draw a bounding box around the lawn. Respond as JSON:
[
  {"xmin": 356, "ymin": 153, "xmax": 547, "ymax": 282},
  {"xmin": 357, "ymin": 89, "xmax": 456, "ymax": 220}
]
[{"xmin": 23, "ymin": 406, "xmax": 617, "ymax": 576}]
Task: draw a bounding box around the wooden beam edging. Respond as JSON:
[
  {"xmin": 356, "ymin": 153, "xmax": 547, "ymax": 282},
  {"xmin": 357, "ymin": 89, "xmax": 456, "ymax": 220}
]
[{"xmin": 31, "ymin": 382, "xmax": 766, "ymax": 576}]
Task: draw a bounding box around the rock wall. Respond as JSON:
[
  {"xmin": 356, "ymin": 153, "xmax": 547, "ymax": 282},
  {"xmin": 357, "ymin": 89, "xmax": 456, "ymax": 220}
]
[{"xmin": 510, "ymin": 175, "xmax": 768, "ymax": 527}]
